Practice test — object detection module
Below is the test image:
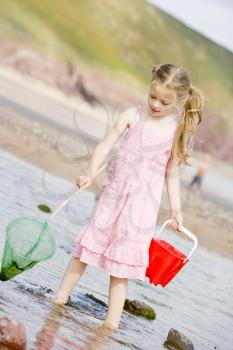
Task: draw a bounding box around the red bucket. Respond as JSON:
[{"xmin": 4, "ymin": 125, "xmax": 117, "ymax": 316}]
[{"xmin": 145, "ymin": 219, "xmax": 198, "ymax": 287}]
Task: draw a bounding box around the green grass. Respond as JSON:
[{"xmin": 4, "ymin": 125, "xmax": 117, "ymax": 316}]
[{"xmin": 0, "ymin": 0, "xmax": 232, "ymax": 129}]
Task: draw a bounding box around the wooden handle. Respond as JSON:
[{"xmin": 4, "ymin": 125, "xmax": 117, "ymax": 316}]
[{"xmin": 50, "ymin": 163, "xmax": 107, "ymax": 220}]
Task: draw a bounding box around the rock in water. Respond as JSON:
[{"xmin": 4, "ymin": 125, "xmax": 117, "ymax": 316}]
[
  {"xmin": 124, "ymin": 299, "xmax": 156, "ymax": 320},
  {"xmin": 164, "ymin": 328, "xmax": 194, "ymax": 350},
  {"xmin": 0, "ymin": 316, "xmax": 26, "ymax": 350}
]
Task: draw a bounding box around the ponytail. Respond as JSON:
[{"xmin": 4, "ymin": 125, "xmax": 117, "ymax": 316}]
[{"xmin": 172, "ymin": 85, "xmax": 204, "ymax": 167}]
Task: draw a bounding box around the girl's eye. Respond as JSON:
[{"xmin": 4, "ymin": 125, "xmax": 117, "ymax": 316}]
[{"xmin": 151, "ymin": 95, "xmax": 168, "ymax": 105}]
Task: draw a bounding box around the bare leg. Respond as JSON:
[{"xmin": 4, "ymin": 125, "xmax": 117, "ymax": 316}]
[
  {"xmin": 103, "ymin": 275, "xmax": 128, "ymax": 330},
  {"xmin": 55, "ymin": 256, "xmax": 87, "ymax": 304}
]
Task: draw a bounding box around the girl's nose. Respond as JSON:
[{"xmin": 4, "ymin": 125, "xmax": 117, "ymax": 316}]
[
  {"xmin": 152, "ymin": 102, "xmax": 161, "ymax": 110},
  {"xmin": 152, "ymin": 99, "xmax": 160, "ymax": 106}
]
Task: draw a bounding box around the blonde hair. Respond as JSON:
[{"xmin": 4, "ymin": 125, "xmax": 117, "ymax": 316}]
[{"xmin": 151, "ymin": 64, "xmax": 204, "ymax": 167}]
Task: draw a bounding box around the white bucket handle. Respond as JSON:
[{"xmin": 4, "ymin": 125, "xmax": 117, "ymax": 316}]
[{"xmin": 154, "ymin": 219, "xmax": 198, "ymax": 263}]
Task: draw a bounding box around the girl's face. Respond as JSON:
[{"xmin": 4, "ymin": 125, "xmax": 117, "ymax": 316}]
[{"xmin": 147, "ymin": 82, "xmax": 178, "ymax": 118}]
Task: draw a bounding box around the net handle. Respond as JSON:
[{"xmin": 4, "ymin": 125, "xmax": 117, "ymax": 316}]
[
  {"xmin": 154, "ymin": 219, "xmax": 198, "ymax": 263},
  {"xmin": 50, "ymin": 163, "xmax": 107, "ymax": 220}
]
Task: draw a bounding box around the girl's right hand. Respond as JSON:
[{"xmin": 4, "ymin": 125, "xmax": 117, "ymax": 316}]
[{"xmin": 76, "ymin": 174, "xmax": 92, "ymax": 190}]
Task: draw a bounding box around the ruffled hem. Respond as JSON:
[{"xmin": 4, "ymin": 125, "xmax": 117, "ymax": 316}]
[
  {"xmin": 73, "ymin": 243, "xmax": 147, "ymax": 280},
  {"xmin": 76, "ymin": 229, "xmax": 149, "ymax": 267},
  {"xmin": 104, "ymin": 243, "xmax": 149, "ymax": 266}
]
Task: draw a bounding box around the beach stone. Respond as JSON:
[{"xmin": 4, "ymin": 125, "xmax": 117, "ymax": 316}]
[
  {"xmin": 164, "ymin": 328, "xmax": 194, "ymax": 350},
  {"xmin": 0, "ymin": 316, "xmax": 26, "ymax": 350},
  {"xmin": 85, "ymin": 293, "xmax": 107, "ymax": 307},
  {"xmin": 124, "ymin": 299, "xmax": 156, "ymax": 320},
  {"xmin": 70, "ymin": 294, "xmax": 156, "ymax": 320}
]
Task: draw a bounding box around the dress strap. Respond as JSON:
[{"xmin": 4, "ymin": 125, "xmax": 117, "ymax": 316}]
[{"xmin": 132, "ymin": 104, "xmax": 144, "ymax": 128}]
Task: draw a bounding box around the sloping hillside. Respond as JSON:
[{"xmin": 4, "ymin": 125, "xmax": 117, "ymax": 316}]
[{"xmin": 0, "ymin": 0, "xmax": 232, "ymax": 132}]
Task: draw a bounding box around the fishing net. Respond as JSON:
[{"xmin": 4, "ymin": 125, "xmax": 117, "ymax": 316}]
[
  {"xmin": 0, "ymin": 163, "xmax": 106, "ymax": 281},
  {"xmin": 0, "ymin": 217, "xmax": 56, "ymax": 281}
]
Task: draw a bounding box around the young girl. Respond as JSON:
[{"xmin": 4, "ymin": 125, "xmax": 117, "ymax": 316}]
[{"xmin": 54, "ymin": 64, "xmax": 204, "ymax": 330}]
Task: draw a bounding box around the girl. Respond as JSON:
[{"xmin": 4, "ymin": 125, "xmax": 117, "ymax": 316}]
[{"xmin": 54, "ymin": 64, "xmax": 204, "ymax": 330}]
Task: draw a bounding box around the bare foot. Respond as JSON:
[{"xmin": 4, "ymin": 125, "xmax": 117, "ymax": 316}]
[
  {"xmin": 44, "ymin": 292, "xmax": 69, "ymax": 305},
  {"xmin": 101, "ymin": 320, "xmax": 119, "ymax": 331},
  {"xmin": 54, "ymin": 295, "xmax": 69, "ymax": 305}
]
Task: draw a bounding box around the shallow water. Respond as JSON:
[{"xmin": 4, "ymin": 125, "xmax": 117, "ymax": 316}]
[
  {"xmin": 180, "ymin": 165, "xmax": 233, "ymax": 210},
  {"xmin": 0, "ymin": 149, "xmax": 232, "ymax": 350}
]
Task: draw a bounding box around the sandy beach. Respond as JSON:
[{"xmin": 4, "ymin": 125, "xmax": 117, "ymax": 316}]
[{"xmin": 0, "ymin": 68, "xmax": 233, "ymax": 261}]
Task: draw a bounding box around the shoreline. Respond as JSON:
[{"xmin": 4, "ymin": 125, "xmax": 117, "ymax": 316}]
[{"xmin": 1, "ymin": 66, "xmax": 233, "ymax": 178}]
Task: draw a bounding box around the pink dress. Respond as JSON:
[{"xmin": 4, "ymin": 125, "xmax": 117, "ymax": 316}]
[{"xmin": 73, "ymin": 104, "xmax": 178, "ymax": 281}]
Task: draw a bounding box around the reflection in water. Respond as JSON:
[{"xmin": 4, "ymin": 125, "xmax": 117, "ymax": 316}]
[
  {"xmin": 87, "ymin": 323, "xmax": 118, "ymax": 350},
  {"xmin": 34, "ymin": 306, "xmax": 68, "ymax": 350},
  {"xmin": 34, "ymin": 304, "xmax": 116, "ymax": 350}
]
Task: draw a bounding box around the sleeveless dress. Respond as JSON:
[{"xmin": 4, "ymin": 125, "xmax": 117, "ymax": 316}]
[{"xmin": 73, "ymin": 104, "xmax": 178, "ymax": 281}]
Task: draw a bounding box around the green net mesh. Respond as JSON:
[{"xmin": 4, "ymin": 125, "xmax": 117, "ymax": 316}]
[{"xmin": 0, "ymin": 217, "xmax": 56, "ymax": 281}]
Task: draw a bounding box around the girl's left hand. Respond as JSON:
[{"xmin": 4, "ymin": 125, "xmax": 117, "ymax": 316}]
[{"xmin": 169, "ymin": 210, "xmax": 183, "ymax": 232}]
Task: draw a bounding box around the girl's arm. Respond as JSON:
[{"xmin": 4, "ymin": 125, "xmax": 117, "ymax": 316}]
[
  {"xmin": 85, "ymin": 107, "xmax": 134, "ymax": 179},
  {"xmin": 165, "ymin": 152, "xmax": 183, "ymax": 231}
]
